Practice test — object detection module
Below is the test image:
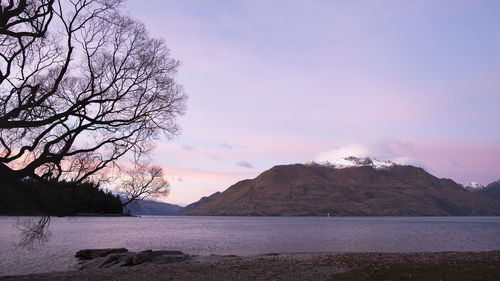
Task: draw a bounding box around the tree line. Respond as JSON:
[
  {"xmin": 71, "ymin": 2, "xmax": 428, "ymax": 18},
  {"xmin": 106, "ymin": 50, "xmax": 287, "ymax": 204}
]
[{"xmin": 0, "ymin": 174, "xmax": 122, "ymax": 216}]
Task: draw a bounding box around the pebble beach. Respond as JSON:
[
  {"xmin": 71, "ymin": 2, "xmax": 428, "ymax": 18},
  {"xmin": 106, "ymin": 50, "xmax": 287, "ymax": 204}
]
[{"xmin": 2, "ymin": 250, "xmax": 500, "ymax": 281}]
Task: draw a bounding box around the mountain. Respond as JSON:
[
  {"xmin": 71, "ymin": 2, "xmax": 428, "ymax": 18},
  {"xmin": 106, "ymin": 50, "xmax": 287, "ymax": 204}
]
[
  {"xmin": 473, "ymin": 180, "xmax": 500, "ymax": 201},
  {"xmin": 175, "ymin": 192, "xmax": 220, "ymax": 215},
  {"xmin": 186, "ymin": 160, "xmax": 500, "ymax": 216},
  {"xmin": 124, "ymin": 199, "xmax": 183, "ymax": 216}
]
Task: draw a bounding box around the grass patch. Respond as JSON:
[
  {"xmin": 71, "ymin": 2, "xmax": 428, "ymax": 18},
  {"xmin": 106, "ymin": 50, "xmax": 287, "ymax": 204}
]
[{"xmin": 330, "ymin": 261, "xmax": 500, "ymax": 281}]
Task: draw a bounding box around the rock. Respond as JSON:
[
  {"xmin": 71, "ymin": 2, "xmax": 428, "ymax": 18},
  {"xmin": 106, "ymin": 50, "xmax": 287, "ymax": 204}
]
[
  {"xmin": 99, "ymin": 254, "xmax": 123, "ymax": 268},
  {"xmin": 75, "ymin": 248, "xmax": 128, "ymax": 259},
  {"xmin": 75, "ymin": 249, "xmax": 191, "ymax": 270},
  {"xmin": 143, "ymin": 250, "xmax": 190, "ymax": 264}
]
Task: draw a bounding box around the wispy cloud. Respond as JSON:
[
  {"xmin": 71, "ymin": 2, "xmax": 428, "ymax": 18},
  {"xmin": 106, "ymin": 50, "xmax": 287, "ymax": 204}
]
[
  {"xmin": 219, "ymin": 142, "xmax": 233, "ymax": 149},
  {"xmin": 236, "ymin": 161, "xmax": 253, "ymax": 169},
  {"xmin": 182, "ymin": 144, "xmax": 194, "ymax": 151},
  {"xmin": 315, "ymin": 144, "xmax": 369, "ymax": 163}
]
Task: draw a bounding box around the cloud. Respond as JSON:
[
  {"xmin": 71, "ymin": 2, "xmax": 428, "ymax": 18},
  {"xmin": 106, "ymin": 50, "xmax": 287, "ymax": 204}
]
[
  {"xmin": 314, "ymin": 141, "xmax": 424, "ymax": 167},
  {"xmin": 219, "ymin": 142, "xmax": 233, "ymax": 149},
  {"xmin": 391, "ymin": 157, "xmax": 426, "ymax": 168},
  {"xmin": 236, "ymin": 161, "xmax": 253, "ymax": 169},
  {"xmin": 207, "ymin": 152, "xmax": 219, "ymax": 160},
  {"xmin": 168, "ymin": 176, "xmax": 184, "ymax": 183},
  {"xmin": 392, "ymin": 139, "xmax": 413, "ymax": 152},
  {"xmin": 182, "ymin": 144, "xmax": 194, "ymax": 151},
  {"xmin": 315, "ymin": 144, "xmax": 369, "ymax": 163}
]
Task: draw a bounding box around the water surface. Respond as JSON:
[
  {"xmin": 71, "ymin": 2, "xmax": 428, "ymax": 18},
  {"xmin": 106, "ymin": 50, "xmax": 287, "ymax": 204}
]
[{"xmin": 1, "ymin": 216, "xmax": 499, "ymax": 275}]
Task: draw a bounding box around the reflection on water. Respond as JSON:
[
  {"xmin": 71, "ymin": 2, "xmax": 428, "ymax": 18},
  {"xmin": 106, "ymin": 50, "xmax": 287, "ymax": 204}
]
[{"xmin": 1, "ymin": 216, "xmax": 500, "ymax": 275}]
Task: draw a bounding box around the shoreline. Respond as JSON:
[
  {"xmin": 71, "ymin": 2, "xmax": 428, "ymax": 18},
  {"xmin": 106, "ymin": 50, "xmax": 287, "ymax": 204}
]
[
  {"xmin": 0, "ymin": 213, "xmax": 132, "ymax": 217},
  {"xmin": 2, "ymin": 250, "xmax": 500, "ymax": 281}
]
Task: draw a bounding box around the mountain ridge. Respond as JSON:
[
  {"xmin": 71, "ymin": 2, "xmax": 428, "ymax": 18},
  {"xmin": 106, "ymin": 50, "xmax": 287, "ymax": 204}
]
[
  {"xmin": 123, "ymin": 199, "xmax": 183, "ymax": 216},
  {"xmin": 186, "ymin": 163, "xmax": 500, "ymax": 216},
  {"xmin": 467, "ymin": 180, "xmax": 500, "ymax": 202},
  {"xmin": 175, "ymin": 192, "xmax": 220, "ymax": 215}
]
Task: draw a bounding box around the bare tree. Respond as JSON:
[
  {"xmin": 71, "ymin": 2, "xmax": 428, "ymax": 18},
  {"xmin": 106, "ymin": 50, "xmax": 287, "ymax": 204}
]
[
  {"xmin": 120, "ymin": 163, "xmax": 170, "ymax": 207},
  {"xmin": 0, "ymin": 0, "xmax": 187, "ymax": 183},
  {"xmin": 0, "ymin": 0, "xmax": 54, "ymax": 84},
  {"xmin": 1, "ymin": 0, "xmax": 186, "ymax": 247},
  {"xmin": 16, "ymin": 216, "xmax": 51, "ymax": 249}
]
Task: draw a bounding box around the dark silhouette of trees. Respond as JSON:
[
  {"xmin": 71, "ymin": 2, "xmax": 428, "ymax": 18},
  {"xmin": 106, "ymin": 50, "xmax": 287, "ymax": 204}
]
[
  {"xmin": 0, "ymin": 174, "xmax": 123, "ymax": 248},
  {"xmin": 0, "ymin": 0, "xmax": 186, "ymax": 183},
  {"xmin": 0, "ymin": 176, "xmax": 123, "ymax": 216}
]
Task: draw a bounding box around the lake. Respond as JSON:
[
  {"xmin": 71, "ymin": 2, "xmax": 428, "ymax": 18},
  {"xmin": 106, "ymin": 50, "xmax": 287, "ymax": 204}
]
[{"xmin": 1, "ymin": 216, "xmax": 500, "ymax": 276}]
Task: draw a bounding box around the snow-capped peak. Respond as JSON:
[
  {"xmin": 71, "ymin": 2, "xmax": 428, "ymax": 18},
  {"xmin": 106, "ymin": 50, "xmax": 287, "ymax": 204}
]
[
  {"xmin": 463, "ymin": 181, "xmax": 485, "ymax": 191},
  {"xmin": 306, "ymin": 156, "xmax": 395, "ymax": 169}
]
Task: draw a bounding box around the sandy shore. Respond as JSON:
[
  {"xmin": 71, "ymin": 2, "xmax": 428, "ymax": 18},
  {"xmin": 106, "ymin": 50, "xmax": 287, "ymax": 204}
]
[{"xmin": 2, "ymin": 251, "xmax": 500, "ymax": 281}]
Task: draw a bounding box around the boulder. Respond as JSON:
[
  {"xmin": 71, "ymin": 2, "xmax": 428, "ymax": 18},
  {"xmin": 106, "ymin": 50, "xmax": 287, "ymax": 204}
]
[
  {"xmin": 75, "ymin": 248, "xmax": 128, "ymax": 259},
  {"xmin": 75, "ymin": 249, "xmax": 191, "ymax": 270}
]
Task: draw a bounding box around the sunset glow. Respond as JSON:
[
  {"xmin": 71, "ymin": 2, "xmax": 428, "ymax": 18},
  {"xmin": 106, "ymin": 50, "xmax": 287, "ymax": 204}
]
[{"xmin": 124, "ymin": 0, "xmax": 500, "ymax": 205}]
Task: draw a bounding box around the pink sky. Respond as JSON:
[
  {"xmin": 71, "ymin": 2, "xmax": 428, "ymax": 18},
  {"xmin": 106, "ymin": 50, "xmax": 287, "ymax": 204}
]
[{"xmin": 124, "ymin": 0, "xmax": 500, "ymax": 205}]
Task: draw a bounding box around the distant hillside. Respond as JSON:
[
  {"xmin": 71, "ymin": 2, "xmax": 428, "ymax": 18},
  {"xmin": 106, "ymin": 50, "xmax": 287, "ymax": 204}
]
[
  {"xmin": 473, "ymin": 180, "xmax": 500, "ymax": 201},
  {"xmin": 175, "ymin": 192, "xmax": 220, "ymax": 215},
  {"xmin": 187, "ymin": 162, "xmax": 500, "ymax": 216},
  {"xmin": 124, "ymin": 199, "xmax": 183, "ymax": 216}
]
